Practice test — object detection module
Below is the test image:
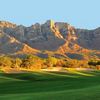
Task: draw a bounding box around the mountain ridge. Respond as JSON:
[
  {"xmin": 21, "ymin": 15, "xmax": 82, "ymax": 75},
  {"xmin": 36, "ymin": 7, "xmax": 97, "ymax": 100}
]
[{"xmin": 0, "ymin": 20, "xmax": 100, "ymax": 60}]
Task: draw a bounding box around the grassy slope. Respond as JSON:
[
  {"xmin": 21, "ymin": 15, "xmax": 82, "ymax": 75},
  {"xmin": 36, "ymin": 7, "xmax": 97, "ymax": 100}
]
[{"xmin": 0, "ymin": 70, "xmax": 100, "ymax": 100}]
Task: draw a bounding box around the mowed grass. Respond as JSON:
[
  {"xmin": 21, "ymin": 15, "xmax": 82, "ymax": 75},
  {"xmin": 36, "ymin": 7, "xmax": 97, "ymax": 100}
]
[{"xmin": 0, "ymin": 70, "xmax": 100, "ymax": 100}]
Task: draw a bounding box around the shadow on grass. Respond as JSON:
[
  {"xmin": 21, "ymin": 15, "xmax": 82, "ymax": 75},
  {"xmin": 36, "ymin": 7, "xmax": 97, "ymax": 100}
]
[
  {"xmin": 0, "ymin": 71, "xmax": 80, "ymax": 82},
  {"xmin": 0, "ymin": 71, "xmax": 100, "ymax": 95},
  {"xmin": 0, "ymin": 70, "xmax": 98, "ymax": 83}
]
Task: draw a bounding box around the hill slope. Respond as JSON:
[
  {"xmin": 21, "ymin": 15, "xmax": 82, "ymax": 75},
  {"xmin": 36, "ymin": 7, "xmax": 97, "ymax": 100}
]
[
  {"xmin": 0, "ymin": 20, "xmax": 100, "ymax": 59},
  {"xmin": 0, "ymin": 71, "xmax": 100, "ymax": 100}
]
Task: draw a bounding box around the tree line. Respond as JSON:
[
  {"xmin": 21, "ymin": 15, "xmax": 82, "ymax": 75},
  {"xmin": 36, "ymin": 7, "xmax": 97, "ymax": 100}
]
[{"xmin": 0, "ymin": 55, "xmax": 100, "ymax": 70}]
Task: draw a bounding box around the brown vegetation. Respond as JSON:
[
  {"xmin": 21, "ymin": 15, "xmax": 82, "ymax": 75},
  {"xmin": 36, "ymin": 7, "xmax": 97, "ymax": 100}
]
[{"xmin": 0, "ymin": 54, "xmax": 100, "ymax": 72}]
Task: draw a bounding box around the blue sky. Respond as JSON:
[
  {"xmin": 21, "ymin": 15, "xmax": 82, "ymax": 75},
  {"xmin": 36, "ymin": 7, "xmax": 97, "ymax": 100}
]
[{"xmin": 0, "ymin": 0, "xmax": 100, "ymax": 29}]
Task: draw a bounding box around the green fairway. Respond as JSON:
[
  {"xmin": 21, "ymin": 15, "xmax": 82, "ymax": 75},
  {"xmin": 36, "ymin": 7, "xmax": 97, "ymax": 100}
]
[{"xmin": 0, "ymin": 70, "xmax": 100, "ymax": 100}]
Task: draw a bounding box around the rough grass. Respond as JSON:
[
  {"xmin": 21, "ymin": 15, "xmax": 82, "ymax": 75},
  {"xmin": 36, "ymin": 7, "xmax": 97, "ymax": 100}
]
[{"xmin": 0, "ymin": 70, "xmax": 100, "ymax": 100}]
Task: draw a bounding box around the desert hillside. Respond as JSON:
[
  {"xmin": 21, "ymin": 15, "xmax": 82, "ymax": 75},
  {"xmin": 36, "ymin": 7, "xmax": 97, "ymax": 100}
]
[{"xmin": 0, "ymin": 20, "xmax": 100, "ymax": 60}]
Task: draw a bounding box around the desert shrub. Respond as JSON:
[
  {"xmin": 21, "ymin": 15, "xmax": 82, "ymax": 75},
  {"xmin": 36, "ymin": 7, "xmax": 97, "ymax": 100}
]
[
  {"xmin": 21, "ymin": 55, "xmax": 36, "ymax": 69},
  {"xmin": 0, "ymin": 56, "xmax": 12, "ymax": 68},
  {"xmin": 11, "ymin": 58, "xmax": 22, "ymax": 68},
  {"xmin": 88, "ymin": 60, "xmax": 100, "ymax": 66},
  {"xmin": 97, "ymin": 61, "xmax": 100, "ymax": 65},
  {"xmin": 88, "ymin": 60, "xmax": 100, "ymax": 69},
  {"xmin": 45, "ymin": 56, "xmax": 58, "ymax": 67},
  {"xmin": 61, "ymin": 59, "xmax": 79, "ymax": 68},
  {"xmin": 61, "ymin": 59, "xmax": 89, "ymax": 68},
  {"xmin": 21, "ymin": 54, "xmax": 43, "ymax": 69},
  {"xmin": 88, "ymin": 61, "xmax": 97, "ymax": 66}
]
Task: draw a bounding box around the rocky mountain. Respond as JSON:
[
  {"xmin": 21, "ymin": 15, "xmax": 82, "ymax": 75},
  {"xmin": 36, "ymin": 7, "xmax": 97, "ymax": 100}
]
[{"xmin": 0, "ymin": 20, "xmax": 100, "ymax": 59}]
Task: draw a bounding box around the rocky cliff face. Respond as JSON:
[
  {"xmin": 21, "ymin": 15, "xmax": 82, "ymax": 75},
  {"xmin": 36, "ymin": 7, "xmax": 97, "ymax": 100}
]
[
  {"xmin": 0, "ymin": 20, "xmax": 100, "ymax": 59},
  {"xmin": 76, "ymin": 27, "xmax": 100, "ymax": 50}
]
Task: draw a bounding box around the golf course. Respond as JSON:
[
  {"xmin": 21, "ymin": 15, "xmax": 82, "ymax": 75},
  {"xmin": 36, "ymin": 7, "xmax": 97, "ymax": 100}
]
[{"xmin": 0, "ymin": 69, "xmax": 100, "ymax": 100}]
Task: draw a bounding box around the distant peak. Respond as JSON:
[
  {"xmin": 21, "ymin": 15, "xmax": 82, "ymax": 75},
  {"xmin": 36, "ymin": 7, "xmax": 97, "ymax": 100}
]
[
  {"xmin": 46, "ymin": 19, "xmax": 55, "ymax": 23},
  {"xmin": 45, "ymin": 19, "xmax": 55, "ymax": 28},
  {"xmin": 0, "ymin": 21, "xmax": 16, "ymax": 28}
]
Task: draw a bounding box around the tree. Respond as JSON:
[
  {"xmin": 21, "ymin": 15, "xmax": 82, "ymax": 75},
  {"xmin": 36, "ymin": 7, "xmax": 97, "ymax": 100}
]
[
  {"xmin": 21, "ymin": 54, "xmax": 43, "ymax": 69},
  {"xmin": 97, "ymin": 61, "xmax": 100, "ymax": 65},
  {"xmin": 0, "ymin": 56, "xmax": 12, "ymax": 68},
  {"xmin": 46, "ymin": 56, "xmax": 58, "ymax": 67},
  {"xmin": 88, "ymin": 60, "xmax": 98, "ymax": 66},
  {"xmin": 21, "ymin": 55, "xmax": 35, "ymax": 69},
  {"xmin": 11, "ymin": 58, "xmax": 22, "ymax": 68}
]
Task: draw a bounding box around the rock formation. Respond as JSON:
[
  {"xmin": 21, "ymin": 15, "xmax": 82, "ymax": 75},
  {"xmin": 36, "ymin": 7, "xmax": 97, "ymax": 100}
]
[{"xmin": 0, "ymin": 20, "xmax": 100, "ymax": 59}]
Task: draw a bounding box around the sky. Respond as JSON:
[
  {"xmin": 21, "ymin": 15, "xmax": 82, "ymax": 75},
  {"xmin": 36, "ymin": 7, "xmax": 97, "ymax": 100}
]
[{"xmin": 0, "ymin": 0, "xmax": 100, "ymax": 29}]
